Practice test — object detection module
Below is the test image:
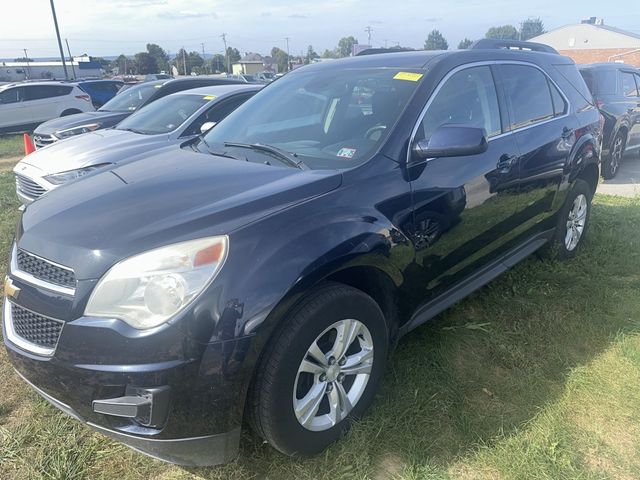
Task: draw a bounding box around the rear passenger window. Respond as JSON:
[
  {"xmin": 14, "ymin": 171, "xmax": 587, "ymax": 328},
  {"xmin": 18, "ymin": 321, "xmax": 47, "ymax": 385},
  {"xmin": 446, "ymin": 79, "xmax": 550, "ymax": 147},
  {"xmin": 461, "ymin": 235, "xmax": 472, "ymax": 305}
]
[
  {"xmin": 25, "ymin": 85, "xmax": 72, "ymax": 100},
  {"xmin": 549, "ymin": 82, "xmax": 566, "ymax": 116},
  {"xmin": 501, "ymin": 65, "xmax": 554, "ymax": 128},
  {"xmin": 622, "ymin": 72, "xmax": 638, "ymax": 97},
  {"xmin": 419, "ymin": 65, "xmax": 501, "ymax": 141}
]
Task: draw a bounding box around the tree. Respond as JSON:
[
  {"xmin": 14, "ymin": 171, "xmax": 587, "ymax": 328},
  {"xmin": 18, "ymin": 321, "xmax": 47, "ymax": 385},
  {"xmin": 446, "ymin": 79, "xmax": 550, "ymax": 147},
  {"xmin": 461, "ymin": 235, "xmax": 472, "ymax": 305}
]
[
  {"xmin": 14, "ymin": 57, "xmax": 33, "ymax": 62},
  {"xmin": 485, "ymin": 25, "xmax": 519, "ymax": 40},
  {"xmin": 424, "ymin": 30, "xmax": 448, "ymax": 50},
  {"xmin": 114, "ymin": 54, "xmax": 130, "ymax": 75},
  {"xmin": 306, "ymin": 45, "xmax": 318, "ymax": 63},
  {"xmin": 337, "ymin": 36, "xmax": 358, "ymax": 57},
  {"xmin": 146, "ymin": 43, "xmax": 169, "ymax": 72},
  {"xmin": 520, "ymin": 17, "xmax": 545, "ymax": 40},
  {"xmin": 271, "ymin": 46, "xmax": 289, "ymax": 72},
  {"xmin": 458, "ymin": 38, "xmax": 473, "ymax": 49},
  {"xmin": 321, "ymin": 48, "xmax": 339, "ymax": 59},
  {"xmin": 187, "ymin": 51, "xmax": 204, "ymax": 74},
  {"xmin": 211, "ymin": 54, "xmax": 226, "ymax": 73},
  {"xmin": 134, "ymin": 52, "xmax": 158, "ymax": 74}
]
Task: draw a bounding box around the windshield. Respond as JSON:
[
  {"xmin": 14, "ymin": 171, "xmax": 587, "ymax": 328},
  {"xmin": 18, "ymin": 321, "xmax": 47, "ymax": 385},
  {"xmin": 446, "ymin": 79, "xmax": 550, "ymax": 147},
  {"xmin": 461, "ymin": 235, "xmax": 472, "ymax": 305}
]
[
  {"xmin": 116, "ymin": 93, "xmax": 211, "ymax": 135},
  {"xmin": 99, "ymin": 81, "xmax": 164, "ymax": 112},
  {"xmin": 203, "ymin": 67, "xmax": 421, "ymax": 169}
]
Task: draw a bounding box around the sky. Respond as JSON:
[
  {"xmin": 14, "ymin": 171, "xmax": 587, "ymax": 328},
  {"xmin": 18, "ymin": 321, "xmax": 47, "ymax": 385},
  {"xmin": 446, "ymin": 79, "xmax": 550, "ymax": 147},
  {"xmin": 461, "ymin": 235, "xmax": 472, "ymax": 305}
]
[{"xmin": 1, "ymin": 0, "xmax": 639, "ymax": 60}]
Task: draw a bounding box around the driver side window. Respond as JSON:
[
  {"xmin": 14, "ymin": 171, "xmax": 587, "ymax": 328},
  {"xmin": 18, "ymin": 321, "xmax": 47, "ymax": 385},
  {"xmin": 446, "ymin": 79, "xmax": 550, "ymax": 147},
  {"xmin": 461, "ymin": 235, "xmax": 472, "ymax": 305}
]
[
  {"xmin": 418, "ymin": 66, "xmax": 502, "ymax": 142},
  {"xmin": 0, "ymin": 87, "xmax": 22, "ymax": 104}
]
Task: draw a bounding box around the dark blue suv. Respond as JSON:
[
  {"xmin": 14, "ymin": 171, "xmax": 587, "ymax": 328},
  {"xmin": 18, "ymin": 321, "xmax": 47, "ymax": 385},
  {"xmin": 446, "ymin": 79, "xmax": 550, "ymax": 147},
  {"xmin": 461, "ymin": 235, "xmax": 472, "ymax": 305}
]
[
  {"xmin": 76, "ymin": 79, "xmax": 124, "ymax": 108},
  {"xmin": 3, "ymin": 40, "xmax": 601, "ymax": 466}
]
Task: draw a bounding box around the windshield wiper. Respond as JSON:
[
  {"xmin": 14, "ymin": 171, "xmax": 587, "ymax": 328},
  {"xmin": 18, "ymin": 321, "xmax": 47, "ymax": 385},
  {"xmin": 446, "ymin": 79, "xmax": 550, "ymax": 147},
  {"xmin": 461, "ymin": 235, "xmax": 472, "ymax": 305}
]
[
  {"xmin": 198, "ymin": 137, "xmax": 245, "ymax": 161},
  {"xmin": 224, "ymin": 142, "xmax": 308, "ymax": 170}
]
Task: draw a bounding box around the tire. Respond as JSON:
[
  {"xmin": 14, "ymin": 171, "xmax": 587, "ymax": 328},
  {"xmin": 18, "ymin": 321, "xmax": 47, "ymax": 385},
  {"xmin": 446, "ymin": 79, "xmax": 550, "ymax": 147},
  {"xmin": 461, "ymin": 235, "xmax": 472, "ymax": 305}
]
[
  {"xmin": 603, "ymin": 131, "xmax": 625, "ymax": 179},
  {"xmin": 539, "ymin": 179, "xmax": 592, "ymax": 260},
  {"xmin": 247, "ymin": 282, "xmax": 388, "ymax": 456}
]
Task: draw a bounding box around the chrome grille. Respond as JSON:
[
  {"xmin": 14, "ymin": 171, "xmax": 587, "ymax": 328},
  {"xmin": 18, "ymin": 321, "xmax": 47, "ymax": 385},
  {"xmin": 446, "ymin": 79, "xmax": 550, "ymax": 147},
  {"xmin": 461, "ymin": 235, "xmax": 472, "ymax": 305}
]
[
  {"xmin": 10, "ymin": 303, "xmax": 63, "ymax": 349},
  {"xmin": 33, "ymin": 134, "xmax": 58, "ymax": 149},
  {"xmin": 15, "ymin": 174, "xmax": 47, "ymax": 200},
  {"xmin": 16, "ymin": 249, "xmax": 76, "ymax": 289}
]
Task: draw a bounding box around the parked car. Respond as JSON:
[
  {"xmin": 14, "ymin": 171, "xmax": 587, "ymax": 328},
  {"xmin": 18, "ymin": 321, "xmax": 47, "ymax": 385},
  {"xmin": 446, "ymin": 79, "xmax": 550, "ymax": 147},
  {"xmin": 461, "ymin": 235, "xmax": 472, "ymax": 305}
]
[
  {"xmin": 144, "ymin": 74, "xmax": 173, "ymax": 82},
  {"xmin": 579, "ymin": 63, "xmax": 640, "ymax": 178},
  {"xmin": 3, "ymin": 40, "xmax": 600, "ymax": 466},
  {"xmin": 0, "ymin": 81, "xmax": 94, "ymax": 133},
  {"xmin": 14, "ymin": 84, "xmax": 261, "ymax": 204},
  {"xmin": 31, "ymin": 77, "xmax": 243, "ymax": 148},
  {"xmin": 255, "ymin": 71, "xmax": 276, "ymax": 82},
  {"xmin": 76, "ymin": 79, "xmax": 125, "ymax": 108}
]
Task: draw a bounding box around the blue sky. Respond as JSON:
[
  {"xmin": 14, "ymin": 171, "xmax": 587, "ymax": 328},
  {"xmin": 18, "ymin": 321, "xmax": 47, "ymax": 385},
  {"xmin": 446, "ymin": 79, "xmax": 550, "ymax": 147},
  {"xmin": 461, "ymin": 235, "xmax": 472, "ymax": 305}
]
[{"xmin": 1, "ymin": 0, "xmax": 638, "ymax": 59}]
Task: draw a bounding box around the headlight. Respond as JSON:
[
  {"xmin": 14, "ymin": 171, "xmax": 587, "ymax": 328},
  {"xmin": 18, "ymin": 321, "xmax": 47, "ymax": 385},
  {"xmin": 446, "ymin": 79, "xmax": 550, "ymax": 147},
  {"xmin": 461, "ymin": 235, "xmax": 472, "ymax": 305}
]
[
  {"xmin": 54, "ymin": 123, "xmax": 101, "ymax": 139},
  {"xmin": 85, "ymin": 236, "xmax": 228, "ymax": 329},
  {"xmin": 44, "ymin": 163, "xmax": 111, "ymax": 185}
]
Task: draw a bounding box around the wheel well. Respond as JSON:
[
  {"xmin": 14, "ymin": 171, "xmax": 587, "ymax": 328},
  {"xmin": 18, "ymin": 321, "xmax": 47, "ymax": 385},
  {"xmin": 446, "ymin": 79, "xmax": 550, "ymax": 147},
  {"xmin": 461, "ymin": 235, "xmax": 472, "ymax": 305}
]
[
  {"xmin": 60, "ymin": 109, "xmax": 81, "ymax": 117},
  {"xmin": 324, "ymin": 266, "xmax": 400, "ymax": 343}
]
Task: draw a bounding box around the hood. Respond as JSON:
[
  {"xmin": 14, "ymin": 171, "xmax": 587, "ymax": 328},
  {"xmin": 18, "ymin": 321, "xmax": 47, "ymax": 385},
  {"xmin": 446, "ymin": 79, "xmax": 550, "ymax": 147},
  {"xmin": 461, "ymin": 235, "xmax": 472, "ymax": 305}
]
[
  {"xmin": 33, "ymin": 111, "xmax": 131, "ymax": 135},
  {"xmin": 21, "ymin": 129, "xmax": 171, "ymax": 175},
  {"xmin": 19, "ymin": 148, "xmax": 342, "ymax": 280}
]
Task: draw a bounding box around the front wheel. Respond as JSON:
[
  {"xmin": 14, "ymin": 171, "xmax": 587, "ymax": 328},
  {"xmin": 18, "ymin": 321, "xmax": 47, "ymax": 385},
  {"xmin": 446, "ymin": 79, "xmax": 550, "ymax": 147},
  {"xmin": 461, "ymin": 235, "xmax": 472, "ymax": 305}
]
[
  {"xmin": 539, "ymin": 179, "xmax": 592, "ymax": 260},
  {"xmin": 247, "ymin": 283, "xmax": 388, "ymax": 456}
]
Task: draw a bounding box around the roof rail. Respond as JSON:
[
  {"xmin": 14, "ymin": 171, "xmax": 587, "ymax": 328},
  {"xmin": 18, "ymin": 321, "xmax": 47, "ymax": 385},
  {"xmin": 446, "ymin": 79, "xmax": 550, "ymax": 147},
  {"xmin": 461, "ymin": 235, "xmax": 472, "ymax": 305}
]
[
  {"xmin": 355, "ymin": 47, "xmax": 414, "ymax": 56},
  {"xmin": 470, "ymin": 39, "xmax": 558, "ymax": 54}
]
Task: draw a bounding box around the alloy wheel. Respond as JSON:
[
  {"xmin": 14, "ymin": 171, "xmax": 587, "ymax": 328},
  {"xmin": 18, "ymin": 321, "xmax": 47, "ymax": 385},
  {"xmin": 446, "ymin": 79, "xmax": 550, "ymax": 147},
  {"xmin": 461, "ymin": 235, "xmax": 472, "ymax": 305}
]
[
  {"xmin": 293, "ymin": 319, "xmax": 374, "ymax": 432},
  {"xmin": 610, "ymin": 136, "xmax": 623, "ymax": 175},
  {"xmin": 564, "ymin": 193, "xmax": 587, "ymax": 251}
]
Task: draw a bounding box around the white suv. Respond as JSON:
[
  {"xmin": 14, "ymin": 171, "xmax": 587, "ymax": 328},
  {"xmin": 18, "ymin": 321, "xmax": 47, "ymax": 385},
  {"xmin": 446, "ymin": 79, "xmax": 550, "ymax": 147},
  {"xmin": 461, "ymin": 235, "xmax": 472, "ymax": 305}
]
[{"xmin": 0, "ymin": 82, "xmax": 95, "ymax": 133}]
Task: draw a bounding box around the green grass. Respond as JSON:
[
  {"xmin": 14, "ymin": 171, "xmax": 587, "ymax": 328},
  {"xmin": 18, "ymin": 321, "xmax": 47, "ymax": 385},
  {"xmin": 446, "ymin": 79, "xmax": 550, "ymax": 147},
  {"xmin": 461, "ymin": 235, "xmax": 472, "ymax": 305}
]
[
  {"xmin": 1, "ymin": 171, "xmax": 640, "ymax": 479},
  {"xmin": 0, "ymin": 135, "xmax": 23, "ymax": 159}
]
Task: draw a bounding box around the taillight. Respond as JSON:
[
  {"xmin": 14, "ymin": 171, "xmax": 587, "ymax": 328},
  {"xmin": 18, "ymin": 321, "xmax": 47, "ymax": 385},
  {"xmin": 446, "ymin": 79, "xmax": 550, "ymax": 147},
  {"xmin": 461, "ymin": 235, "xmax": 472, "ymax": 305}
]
[{"xmin": 75, "ymin": 94, "xmax": 91, "ymax": 102}]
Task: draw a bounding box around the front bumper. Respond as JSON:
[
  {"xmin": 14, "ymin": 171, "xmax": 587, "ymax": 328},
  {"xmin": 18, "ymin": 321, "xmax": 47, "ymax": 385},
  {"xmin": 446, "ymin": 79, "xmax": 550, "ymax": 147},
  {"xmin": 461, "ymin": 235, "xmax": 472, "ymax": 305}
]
[{"xmin": 13, "ymin": 368, "xmax": 240, "ymax": 466}]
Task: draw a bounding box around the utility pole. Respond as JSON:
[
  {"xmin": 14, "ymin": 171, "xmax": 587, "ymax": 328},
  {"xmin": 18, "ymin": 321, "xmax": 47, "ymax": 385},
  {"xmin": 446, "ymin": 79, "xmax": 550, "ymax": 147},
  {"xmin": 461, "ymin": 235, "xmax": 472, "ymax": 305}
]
[
  {"xmin": 201, "ymin": 42, "xmax": 207, "ymax": 74},
  {"xmin": 285, "ymin": 37, "xmax": 290, "ymax": 71},
  {"xmin": 49, "ymin": 0, "xmax": 68, "ymax": 80},
  {"xmin": 23, "ymin": 48, "xmax": 31, "ymax": 79},
  {"xmin": 384, "ymin": 39, "xmax": 389, "ymax": 49},
  {"xmin": 365, "ymin": 25, "xmax": 373, "ymax": 46},
  {"xmin": 182, "ymin": 47, "xmax": 187, "ymax": 76},
  {"xmin": 221, "ymin": 33, "xmax": 229, "ymax": 73},
  {"xmin": 65, "ymin": 39, "xmax": 76, "ymax": 80},
  {"xmin": 518, "ymin": 22, "xmax": 523, "ymax": 41}
]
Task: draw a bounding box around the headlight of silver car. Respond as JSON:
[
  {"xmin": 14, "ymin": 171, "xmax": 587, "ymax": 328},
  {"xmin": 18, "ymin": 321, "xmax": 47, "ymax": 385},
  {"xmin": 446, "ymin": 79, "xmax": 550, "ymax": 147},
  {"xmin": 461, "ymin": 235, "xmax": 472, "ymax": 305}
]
[
  {"xmin": 44, "ymin": 164, "xmax": 112, "ymax": 185},
  {"xmin": 53, "ymin": 123, "xmax": 101, "ymax": 139},
  {"xmin": 85, "ymin": 236, "xmax": 229, "ymax": 329}
]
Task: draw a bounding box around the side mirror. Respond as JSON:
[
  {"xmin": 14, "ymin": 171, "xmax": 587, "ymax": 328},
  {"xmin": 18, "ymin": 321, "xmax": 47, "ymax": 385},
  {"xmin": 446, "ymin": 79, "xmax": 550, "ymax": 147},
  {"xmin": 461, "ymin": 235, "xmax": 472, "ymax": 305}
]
[
  {"xmin": 413, "ymin": 124, "xmax": 488, "ymax": 159},
  {"xmin": 200, "ymin": 121, "xmax": 216, "ymax": 134}
]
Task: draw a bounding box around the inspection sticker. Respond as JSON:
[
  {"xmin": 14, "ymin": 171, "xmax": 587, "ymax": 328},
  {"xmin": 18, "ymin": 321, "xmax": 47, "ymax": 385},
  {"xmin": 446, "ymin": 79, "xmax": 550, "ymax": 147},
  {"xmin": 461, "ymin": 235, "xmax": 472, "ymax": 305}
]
[
  {"xmin": 337, "ymin": 147, "xmax": 357, "ymax": 159},
  {"xmin": 203, "ymin": 95, "xmax": 217, "ymax": 100},
  {"xmin": 393, "ymin": 71, "xmax": 423, "ymax": 82}
]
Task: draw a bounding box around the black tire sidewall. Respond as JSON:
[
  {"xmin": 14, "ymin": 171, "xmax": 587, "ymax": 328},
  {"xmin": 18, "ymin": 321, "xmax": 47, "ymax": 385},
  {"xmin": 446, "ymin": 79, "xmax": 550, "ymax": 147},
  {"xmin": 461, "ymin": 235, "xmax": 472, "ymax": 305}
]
[{"xmin": 263, "ymin": 286, "xmax": 388, "ymax": 456}]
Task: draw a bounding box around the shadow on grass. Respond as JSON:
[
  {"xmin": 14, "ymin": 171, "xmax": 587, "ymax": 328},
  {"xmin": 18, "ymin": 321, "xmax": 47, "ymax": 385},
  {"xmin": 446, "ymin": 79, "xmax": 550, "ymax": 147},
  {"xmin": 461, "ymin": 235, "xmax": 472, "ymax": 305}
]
[{"xmin": 180, "ymin": 196, "xmax": 640, "ymax": 479}]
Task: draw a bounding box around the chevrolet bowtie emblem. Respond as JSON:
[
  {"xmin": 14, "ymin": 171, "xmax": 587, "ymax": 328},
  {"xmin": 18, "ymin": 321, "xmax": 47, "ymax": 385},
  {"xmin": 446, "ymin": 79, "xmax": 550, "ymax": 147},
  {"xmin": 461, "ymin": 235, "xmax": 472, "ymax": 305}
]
[{"xmin": 3, "ymin": 276, "xmax": 20, "ymax": 300}]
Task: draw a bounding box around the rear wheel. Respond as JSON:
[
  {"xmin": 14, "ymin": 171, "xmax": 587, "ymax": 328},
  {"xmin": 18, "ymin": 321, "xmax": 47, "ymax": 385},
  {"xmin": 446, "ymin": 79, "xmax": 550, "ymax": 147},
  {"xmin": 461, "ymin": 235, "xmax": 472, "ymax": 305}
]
[
  {"xmin": 539, "ymin": 179, "xmax": 592, "ymax": 260},
  {"xmin": 247, "ymin": 283, "xmax": 388, "ymax": 456},
  {"xmin": 603, "ymin": 132, "xmax": 625, "ymax": 179}
]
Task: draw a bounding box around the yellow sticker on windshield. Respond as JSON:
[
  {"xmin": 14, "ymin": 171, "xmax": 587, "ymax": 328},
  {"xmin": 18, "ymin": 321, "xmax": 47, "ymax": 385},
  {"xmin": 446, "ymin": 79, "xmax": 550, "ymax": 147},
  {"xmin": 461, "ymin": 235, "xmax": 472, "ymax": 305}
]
[
  {"xmin": 394, "ymin": 72, "xmax": 423, "ymax": 82},
  {"xmin": 203, "ymin": 95, "xmax": 216, "ymax": 100}
]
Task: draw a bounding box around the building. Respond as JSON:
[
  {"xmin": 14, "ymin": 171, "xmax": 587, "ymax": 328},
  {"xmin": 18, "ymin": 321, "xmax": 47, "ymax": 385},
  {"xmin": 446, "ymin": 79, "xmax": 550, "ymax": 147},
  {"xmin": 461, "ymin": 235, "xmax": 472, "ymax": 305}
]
[
  {"xmin": 530, "ymin": 18, "xmax": 640, "ymax": 66},
  {"xmin": 0, "ymin": 56, "xmax": 103, "ymax": 82},
  {"xmin": 231, "ymin": 53, "xmax": 277, "ymax": 75}
]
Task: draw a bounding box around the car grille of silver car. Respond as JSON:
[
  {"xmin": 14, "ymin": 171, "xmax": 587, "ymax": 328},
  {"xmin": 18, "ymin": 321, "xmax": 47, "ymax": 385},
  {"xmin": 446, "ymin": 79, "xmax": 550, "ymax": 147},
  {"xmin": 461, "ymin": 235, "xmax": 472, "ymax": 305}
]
[
  {"xmin": 9, "ymin": 302, "xmax": 64, "ymax": 350},
  {"xmin": 33, "ymin": 134, "xmax": 57, "ymax": 149},
  {"xmin": 15, "ymin": 174, "xmax": 47, "ymax": 200},
  {"xmin": 16, "ymin": 249, "xmax": 77, "ymax": 289}
]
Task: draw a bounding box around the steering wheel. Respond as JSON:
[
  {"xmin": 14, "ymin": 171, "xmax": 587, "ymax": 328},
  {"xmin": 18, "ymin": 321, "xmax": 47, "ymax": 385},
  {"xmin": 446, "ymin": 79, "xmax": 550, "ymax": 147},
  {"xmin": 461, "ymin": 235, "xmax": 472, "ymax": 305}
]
[{"xmin": 365, "ymin": 125, "xmax": 387, "ymax": 140}]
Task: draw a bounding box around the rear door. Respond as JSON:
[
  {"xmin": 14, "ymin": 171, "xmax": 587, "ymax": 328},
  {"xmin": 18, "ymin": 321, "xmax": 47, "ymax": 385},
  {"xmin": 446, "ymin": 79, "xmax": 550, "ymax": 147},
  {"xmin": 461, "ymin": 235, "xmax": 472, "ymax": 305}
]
[
  {"xmin": 24, "ymin": 85, "xmax": 72, "ymax": 123},
  {"xmin": 0, "ymin": 86, "xmax": 30, "ymax": 129},
  {"xmin": 622, "ymin": 71, "xmax": 640, "ymax": 149},
  {"xmin": 498, "ymin": 63, "xmax": 576, "ymax": 236},
  {"xmin": 407, "ymin": 64, "xmax": 522, "ymax": 300}
]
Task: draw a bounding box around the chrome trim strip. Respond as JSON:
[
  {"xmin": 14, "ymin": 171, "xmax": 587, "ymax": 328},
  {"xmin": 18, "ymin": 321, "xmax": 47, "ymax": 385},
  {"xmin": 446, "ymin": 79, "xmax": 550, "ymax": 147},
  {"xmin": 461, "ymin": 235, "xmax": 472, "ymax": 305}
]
[
  {"xmin": 3, "ymin": 299, "xmax": 64, "ymax": 357},
  {"xmin": 10, "ymin": 243, "xmax": 76, "ymax": 296},
  {"xmin": 406, "ymin": 60, "xmax": 572, "ymax": 164}
]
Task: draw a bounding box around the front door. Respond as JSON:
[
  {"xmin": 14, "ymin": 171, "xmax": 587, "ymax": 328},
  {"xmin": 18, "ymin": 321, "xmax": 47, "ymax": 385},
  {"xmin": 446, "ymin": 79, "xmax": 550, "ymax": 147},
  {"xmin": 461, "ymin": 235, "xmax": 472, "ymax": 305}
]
[
  {"xmin": 0, "ymin": 86, "xmax": 30, "ymax": 129},
  {"xmin": 405, "ymin": 64, "xmax": 521, "ymax": 303},
  {"xmin": 623, "ymin": 72, "xmax": 640, "ymax": 150}
]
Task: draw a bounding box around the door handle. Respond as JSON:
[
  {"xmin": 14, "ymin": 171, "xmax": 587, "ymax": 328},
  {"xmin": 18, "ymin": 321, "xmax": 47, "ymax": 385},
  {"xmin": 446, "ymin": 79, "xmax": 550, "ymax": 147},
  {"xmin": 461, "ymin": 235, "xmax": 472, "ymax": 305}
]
[{"xmin": 496, "ymin": 154, "xmax": 517, "ymax": 172}]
